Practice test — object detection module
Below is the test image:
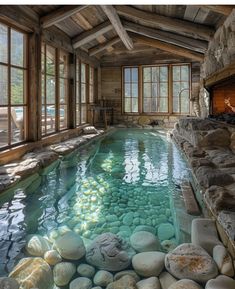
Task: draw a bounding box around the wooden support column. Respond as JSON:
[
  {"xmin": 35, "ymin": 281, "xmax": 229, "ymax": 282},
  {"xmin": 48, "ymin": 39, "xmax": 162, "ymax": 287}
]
[
  {"xmin": 68, "ymin": 53, "xmax": 76, "ymax": 129},
  {"xmin": 28, "ymin": 32, "xmax": 41, "ymax": 141}
]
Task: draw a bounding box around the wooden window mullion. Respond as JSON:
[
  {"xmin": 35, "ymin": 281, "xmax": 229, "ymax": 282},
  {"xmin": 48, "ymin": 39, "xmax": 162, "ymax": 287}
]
[
  {"xmin": 55, "ymin": 48, "xmax": 59, "ymax": 132},
  {"xmin": 8, "ymin": 26, "xmax": 11, "ymax": 146}
]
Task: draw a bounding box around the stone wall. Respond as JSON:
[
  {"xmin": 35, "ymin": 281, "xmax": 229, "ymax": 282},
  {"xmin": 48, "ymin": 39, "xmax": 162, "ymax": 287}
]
[{"xmin": 200, "ymin": 9, "xmax": 235, "ymax": 116}]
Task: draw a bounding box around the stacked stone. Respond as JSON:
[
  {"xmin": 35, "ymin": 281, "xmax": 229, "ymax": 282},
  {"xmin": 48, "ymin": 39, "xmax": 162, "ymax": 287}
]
[{"xmin": 6, "ymin": 228, "xmax": 235, "ymax": 289}]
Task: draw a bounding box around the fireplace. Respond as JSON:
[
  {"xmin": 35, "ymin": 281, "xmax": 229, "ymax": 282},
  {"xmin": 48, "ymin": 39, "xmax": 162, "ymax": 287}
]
[{"xmin": 208, "ymin": 77, "xmax": 235, "ymax": 124}]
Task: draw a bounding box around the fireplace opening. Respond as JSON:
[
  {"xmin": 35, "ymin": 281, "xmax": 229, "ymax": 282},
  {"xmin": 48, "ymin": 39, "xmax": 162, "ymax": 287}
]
[{"xmin": 208, "ymin": 77, "xmax": 235, "ymax": 124}]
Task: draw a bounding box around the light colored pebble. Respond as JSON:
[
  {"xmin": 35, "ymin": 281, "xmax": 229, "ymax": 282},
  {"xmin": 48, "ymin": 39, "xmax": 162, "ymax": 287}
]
[
  {"xmin": 213, "ymin": 245, "xmax": 234, "ymax": 277},
  {"xmin": 159, "ymin": 272, "xmax": 177, "ymax": 289},
  {"xmin": 93, "ymin": 270, "xmax": 113, "ymax": 287},
  {"xmin": 136, "ymin": 277, "xmax": 161, "ymax": 289},
  {"xmin": 77, "ymin": 264, "xmax": 96, "ymax": 278},
  {"xmin": 69, "ymin": 277, "xmax": 92, "ymax": 289},
  {"xmin": 168, "ymin": 279, "xmax": 203, "ymax": 289}
]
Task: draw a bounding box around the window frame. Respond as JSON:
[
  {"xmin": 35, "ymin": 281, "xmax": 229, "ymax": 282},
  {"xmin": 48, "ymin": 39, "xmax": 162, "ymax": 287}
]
[
  {"xmin": 122, "ymin": 63, "xmax": 191, "ymax": 116},
  {"xmin": 122, "ymin": 66, "xmax": 139, "ymax": 114},
  {"xmin": 41, "ymin": 42, "xmax": 70, "ymax": 137},
  {"xmin": 0, "ymin": 21, "xmax": 28, "ymax": 149}
]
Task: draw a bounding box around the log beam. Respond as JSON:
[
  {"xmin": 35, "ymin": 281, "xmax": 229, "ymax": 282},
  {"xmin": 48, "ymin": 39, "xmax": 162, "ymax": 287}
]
[
  {"xmin": 132, "ymin": 34, "xmax": 204, "ymax": 62},
  {"xmin": 89, "ymin": 37, "xmax": 121, "ymax": 56},
  {"xmin": 101, "ymin": 5, "xmax": 133, "ymax": 50},
  {"xmin": 203, "ymin": 5, "xmax": 234, "ymax": 16},
  {"xmin": 123, "ymin": 20, "xmax": 208, "ymax": 54},
  {"xmin": 72, "ymin": 20, "xmax": 113, "ymax": 49},
  {"xmin": 116, "ymin": 5, "xmax": 214, "ymax": 41},
  {"xmin": 41, "ymin": 5, "xmax": 87, "ymax": 28}
]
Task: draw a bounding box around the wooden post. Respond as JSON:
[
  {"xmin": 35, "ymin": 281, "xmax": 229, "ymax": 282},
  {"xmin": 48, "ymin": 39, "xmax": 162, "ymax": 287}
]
[
  {"xmin": 28, "ymin": 32, "xmax": 41, "ymax": 141},
  {"xmin": 68, "ymin": 53, "xmax": 76, "ymax": 129}
]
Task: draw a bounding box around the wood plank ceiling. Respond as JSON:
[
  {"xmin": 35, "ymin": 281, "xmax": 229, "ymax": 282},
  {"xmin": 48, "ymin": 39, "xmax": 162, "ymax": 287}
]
[{"xmin": 28, "ymin": 5, "xmax": 233, "ymax": 62}]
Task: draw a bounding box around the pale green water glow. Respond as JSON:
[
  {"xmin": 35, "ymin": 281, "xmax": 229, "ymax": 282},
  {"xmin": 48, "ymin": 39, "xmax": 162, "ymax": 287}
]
[{"xmin": 0, "ymin": 129, "xmax": 195, "ymax": 275}]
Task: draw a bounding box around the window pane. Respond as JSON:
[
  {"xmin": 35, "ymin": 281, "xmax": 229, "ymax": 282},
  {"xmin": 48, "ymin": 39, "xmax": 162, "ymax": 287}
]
[
  {"xmin": 173, "ymin": 82, "xmax": 181, "ymax": 97},
  {"xmin": 132, "ymin": 68, "xmax": 138, "ymax": 82},
  {"xmin": 46, "ymin": 45, "xmax": 56, "ymax": 75},
  {"xmin": 124, "ymin": 68, "xmax": 130, "ymax": 82},
  {"xmin": 60, "ymin": 78, "xmax": 68, "ymax": 104},
  {"xmin": 160, "ymin": 98, "xmax": 168, "ymax": 112},
  {"xmin": 59, "ymin": 104, "xmax": 67, "ymax": 129},
  {"xmin": 41, "ymin": 44, "xmax": 45, "ymax": 74},
  {"xmin": 41, "ymin": 105, "xmax": 46, "ymax": 135},
  {"xmin": 76, "ymin": 104, "xmax": 80, "ymax": 125},
  {"xmin": 41, "ymin": 74, "xmax": 45, "ymax": 104},
  {"xmin": 59, "ymin": 51, "xmax": 68, "ymax": 78},
  {"xmin": 173, "ymin": 66, "xmax": 180, "ymax": 81},
  {"xmin": 81, "ymin": 105, "xmax": 87, "ymax": 123},
  {"xmin": 125, "ymin": 98, "xmax": 131, "ymax": 112},
  {"xmin": 143, "ymin": 98, "xmax": 151, "ymax": 112},
  {"xmin": 0, "ymin": 24, "xmax": 8, "ymax": 63},
  {"xmin": 151, "ymin": 98, "xmax": 157, "ymax": 112},
  {"xmin": 143, "ymin": 67, "xmax": 151, "ymax": 82},
  {"xmin": 11, "ymin": 106, "xmax": 25, "ymax": 143},
  {"xmin": 76, "ymin": 81, "xmax": 80, "ymax": 104},
  {"xmin": 81, "ymin": 63, "xmax": 86, "ymax": 83},
  {"xmin": 160, "ymin": 66, "xmax": 168, "ymax": 82},
  {"xmin": 132, "ymin": 83, "xmax": 138, "ymax": 98},
  {"xmin": 46, "ymin": 105, "xmax": 56, "ymax": 133},
  {"xmin": 0, "ymin": 65, "xmax": 8, "ymax": 105},
  {"xmin": 143, "ymin": 83, "xmax": 151, "ymax": 98},
  {"xmin": 173, "ymin": 97, "xmax": 179, "ymax": 113},
  {"xmin": 181, "ymin": 90, "xmax": 190, "ymax": 113},
  {"xmin": 81, "ymin": 83, "xmax": 86, "ymax": 103},
  {"xmin": 125, "ymin": 83, "xmax": 131, "ymax": 98},
  {"xmin": 152, "ymin": 67, "xmax": 159, "ymax": 82},
  {"xmin": 89, "ymin": 85, "xmax": 94, "ymax": 103},
  {"xmin": 132, "ymin": 98, "xmax": 138, "ymax": 112},
  {"xmin": 152, "ymin": 83, "xmax": 158, "ymax": 98},
  {"xmin": 160, "ymin": 83, "xmax": 168, "ymax": 97},
  {"xmin": 46, "ymin": 76, "xmax": 55, "ymax": 104},
  {"xmin": 11, "ymin": 68, "xmax": 24, "ymax": 104},
  {"xmin": 0, "ymin": 107, "xmax": 8, "ymax": 147},
  {"xmin": 181, "ymin": 81, "xmax": 189, "ymax": 90},
  {"xmin": 181, "ymin": 65, "xmax": 189, "ymax": 81},
  {"xmin": 11, "ymin": 29, "xmax": 24, "ymax": 67}
]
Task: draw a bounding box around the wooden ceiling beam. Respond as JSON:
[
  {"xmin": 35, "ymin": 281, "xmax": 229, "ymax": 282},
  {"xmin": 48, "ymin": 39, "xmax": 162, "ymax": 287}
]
[
  {"xmin": 116, "ymin": 5, "xmax": 215, "ymax": 41},
  {"xmin": 89, "ymin": 37, "xmax": 121, "ymax": 56},
  {"xmin": 202, "ymin": 5, "xmax": 234, "ymax": 16},
  {"xmin": 123, "ymin": 20, "xmax": 208, "ymax": 54},
  {"xmin": 132, "ymin": 34, "xmax": 204, "ymax": 62},
  {"xmin": 72, "ymin": 20, "xmax": 113, "ymax": 49},
  {"xmin": 41, "ymin": 5, "xmax": 87, "ymax": 29},
  {"xmin": 101, "ymin": 5, "xmax": 133, "ymax": 50}
]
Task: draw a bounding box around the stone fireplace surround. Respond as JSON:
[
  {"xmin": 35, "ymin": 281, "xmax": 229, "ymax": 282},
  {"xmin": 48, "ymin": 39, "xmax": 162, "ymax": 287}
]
[{"xmin": 172, "ymin": 117, "xmax": 235, "ymax": 261}]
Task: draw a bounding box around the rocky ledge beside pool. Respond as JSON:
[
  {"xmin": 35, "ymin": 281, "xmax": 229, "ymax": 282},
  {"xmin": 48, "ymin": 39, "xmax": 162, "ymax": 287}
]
[
  {"xmin": 172, "ymin": 118, "xmax": 235, "ymax": 282},
  {"xmin": 0, "ymin": 126, "xmax": 104, "ymax": 194},
  {"xmin": 2, "ymin": 218, "xmax": 235, "ymax": 289}
]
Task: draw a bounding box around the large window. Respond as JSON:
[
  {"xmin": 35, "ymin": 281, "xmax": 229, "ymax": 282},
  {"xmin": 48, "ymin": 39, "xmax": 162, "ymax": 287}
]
[
  {"xmin": 172, "ymin": 64, "xmax": 190, "ymax": 114},
  {"xmin": 123, "ymin": 64, "xmax": 190, "ymax": 115},
  {"xmin": 41, "ymin": 43, "xmax": 69, "ymax": 136},
  {"xmin": 0, "ymin": 22, "xmax": 27, "ymax": 148},
  {"xmin": 81, "ymin": 62, "xmax": 87, "ymax": 124},
  {"xmin": 143, "ymin": 66, "xmax": 168, "ymax": 113},
  {"xmin": 89, "ymin": 66, "xmax": 94, "ymax": 104},
  {"xmin": 59, "ymin": 50, "xmax": 69, "ymax": 129},
  {"xmin": 123, "ymin": 67, "xmax": 138, "ymax": 113}
]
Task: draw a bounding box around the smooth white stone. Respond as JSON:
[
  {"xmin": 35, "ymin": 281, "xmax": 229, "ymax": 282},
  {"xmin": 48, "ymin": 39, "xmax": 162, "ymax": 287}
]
[
  {"xmin": 205, "ymin": 275, "xmax": 235, "ymax": 289},
  {"xmin": 136, "ymin": 277, "xmax": 161, "ymax": 289},
  {"xmin": 213, "ymin": 245, "xmax": 234, "ymax": 277}
]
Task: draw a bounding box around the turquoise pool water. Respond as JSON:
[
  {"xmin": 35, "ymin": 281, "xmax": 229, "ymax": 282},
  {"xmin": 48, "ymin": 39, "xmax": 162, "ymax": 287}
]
[{"xmin": 0, "ymin": 129, "xmax": 194, "ymax": 275}]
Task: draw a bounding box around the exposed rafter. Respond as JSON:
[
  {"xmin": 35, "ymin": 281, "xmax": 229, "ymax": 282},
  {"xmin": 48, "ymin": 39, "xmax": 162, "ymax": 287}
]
[
  {"xmin": 101, "ymin": 5, "xmax": 133, "ymax": 50},
  {"xmin": 72, "ymin": 21, "xmax": 113, "ymax": 49},
  {"xmin": 89, "ymin": 37, "xmax": 121, "ymax": 56},
  {"xmin": 132, "ymin": 34, "xmax": 204, "ymax": 62},
  {"xmin": 123, "ymin": 20, "xmax": 208, "ymax": 54},
  {"xmin": 115, "ymin": 5, "xmax": 215, "ymax": 41},
  {"xmin": 203, "ymin": 5, "xmax": 234, "ymax": 16},
  {"xmin": 41, "ymin": 5, "xmax": 87, "ymax": 29}
]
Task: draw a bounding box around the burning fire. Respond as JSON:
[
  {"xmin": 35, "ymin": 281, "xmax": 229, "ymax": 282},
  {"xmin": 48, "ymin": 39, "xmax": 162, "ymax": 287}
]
[{"xmin": 224, "ymin": 97, "xmax": 235, "ymax": 112}]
